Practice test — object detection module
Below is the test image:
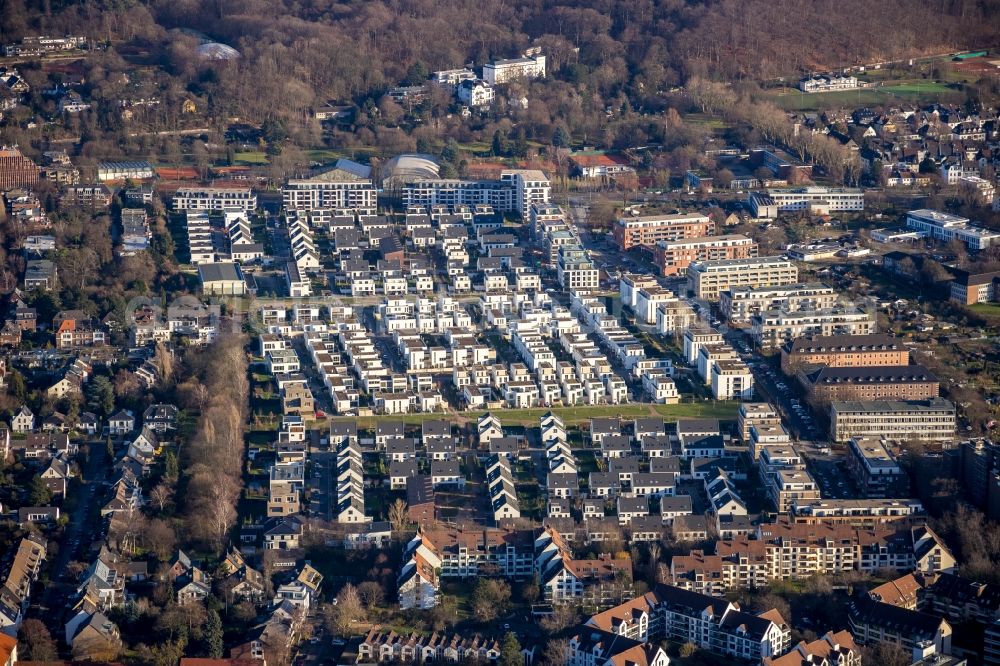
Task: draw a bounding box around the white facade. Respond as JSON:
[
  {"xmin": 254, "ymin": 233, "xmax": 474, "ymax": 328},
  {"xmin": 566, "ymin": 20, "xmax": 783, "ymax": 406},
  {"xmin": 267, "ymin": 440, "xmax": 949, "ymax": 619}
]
[
  {"xmin": 282, "ymin": 172, "xmax": 377, "ymax": 215},
  {"xmin": 174, "ymin": 187, "xmax": 256, "ymax": 212},
  {"xmin": 766, "ymin": 186, "xmax": 865, "ymax": 213},
  {"xmin": 483, "ymin": 54, "xmax": 546, "ymax": 85},
  {"xmin": 906, "ymin": 209, "xmax": 1000, "ymax": 251}
]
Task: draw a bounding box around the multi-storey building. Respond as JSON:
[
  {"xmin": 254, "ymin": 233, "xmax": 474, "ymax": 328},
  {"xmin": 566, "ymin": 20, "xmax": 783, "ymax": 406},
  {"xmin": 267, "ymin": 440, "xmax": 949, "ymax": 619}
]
[
  {"xmin": 282, "ymin": 168, "xmax": 377, "ymax": 215},
  {"xmin": 402, "ymin": 170, "xmax": 549, "ymax": 219},
  {"xmin": 847, "ymin": 438, "xmax": 910, "ymax": 498},
  {"xmin": 780, "ymin": 334, "xmax": 909, "ymax": 374},
  {"xmin": 613, "ymin": 213, "xmax": 714, "ymax": 250},
  {"xmin": 60, "ymin": 185, "xmax": 111, "ymax": 209},
  {"xmin": 799, "ymin": 73, "xmax": 859, "ymax": 92},
  {"xmin": 687, "ymin": 257, "xmax": 798, "ymax": 301},
  {"xmin": 750, "ymin": 308, "xmax": 875, "ymax": 350},
  {"xmin": 585, "ymin": 585, "xmax": 789, "ymax": 663},
  {"xmin": 829, "ymin": 398, "xmax": 956, "ymax": 442},
  {"xmin": 482, "ymin": 54, "xmax": 545, "ymax": 85},
  {"xmin": 738, "ymin": 402, "xmax": 782, "ymax": 443},
  {"xmin": 558, "ymin": 245, "xmax": 599, "ymax": 291},
  {"xmin": 681, "ymin": 522, "xmax": 956, "ymax": 589},
  {"xmin": 802, "ymin": 365, "xmax": 938, "ymax": 403},
  {"xmin": 530, "ymin": 202, "xmax": 565, "ymax": 238},
  {"xmin": 682, "ymin": 329, "xmax": 724, "ymax": 366},
  {"xmin": 173, "ymin": 187, "xmax": 256, "ymax": 212},
  {"xmin": 711, "ymin": 360, "xmax": 754, "ymax": 401},
  {"xmin": 791, "ymin": 499, "xmax": 925, "ymax": 526},
  {"xmin": 849, "ymin": 597, "xmax": 952, "ymax": 657},
  {"xmin": 653, "ymin": 234, "xmax": 757, "ymax": 276},
  {"xmin": 720, "ymin": 283, "xmax": 837, "ymax": 325},
  {"xmin": 763, "ymin": 186, "xmax": 865, "ymax": 213},
  {"xmin": 906, "ymin": 209, "xmax": 1000, "ymax": 251},
  {"xmin": 764, "ymin": 631, "xmax": 860, "ymax": 666},
  {"xmin": 766, "ymin": 469, "xmax": 821, "ymax": 513},
  {"xmin": 949, "ymin": 269, "xmax": 1000, "ymax": 305}
]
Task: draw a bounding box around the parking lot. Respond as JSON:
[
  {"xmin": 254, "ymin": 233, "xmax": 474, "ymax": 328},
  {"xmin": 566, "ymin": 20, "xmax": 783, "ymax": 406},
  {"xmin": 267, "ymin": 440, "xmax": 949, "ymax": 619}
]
[{"xmin": 736, "ymin": 343, "xmax": 824, "ymax": 441}]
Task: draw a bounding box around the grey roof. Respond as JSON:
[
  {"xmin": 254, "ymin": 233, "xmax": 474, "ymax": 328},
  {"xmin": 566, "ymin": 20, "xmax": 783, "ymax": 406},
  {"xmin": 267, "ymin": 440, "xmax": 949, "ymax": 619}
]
[{"xmin": 198, "ymin": 262, "xmax": 244, "ymax": 283}]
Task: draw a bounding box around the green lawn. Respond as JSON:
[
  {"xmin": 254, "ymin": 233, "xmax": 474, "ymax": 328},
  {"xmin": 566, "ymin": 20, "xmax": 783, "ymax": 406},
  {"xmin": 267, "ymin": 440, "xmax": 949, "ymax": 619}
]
[
  {"xmin": 969, "ymin": 302, "xmax": 1000, "ymax": 320},
  {"xmin": 306, "ymin": 149, "xmax": 346, "ymax": 164},
  {"xmin": 770, "ymin": 82, "xmax": 963, "ymax": 110},
  {"xmin": 233, "ymin": 151, "xmax": 268, "ymax": 165},
  {"xmin": 321, "ymin": 401, "xmax": 738, "ymax": 429}
]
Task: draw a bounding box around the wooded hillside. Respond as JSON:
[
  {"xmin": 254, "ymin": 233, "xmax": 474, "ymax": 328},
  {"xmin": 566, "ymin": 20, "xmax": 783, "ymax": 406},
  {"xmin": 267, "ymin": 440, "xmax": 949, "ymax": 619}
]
[{"xmin": 2, "ymin": 0, "xmax": 996, "ymax": 127}]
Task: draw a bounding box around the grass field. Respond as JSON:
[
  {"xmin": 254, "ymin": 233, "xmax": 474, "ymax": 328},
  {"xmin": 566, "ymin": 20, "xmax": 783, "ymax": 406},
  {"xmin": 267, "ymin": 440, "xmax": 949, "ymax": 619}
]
[
  {"xmin": 306, "ymin": 149, "xmax": 346, "ymax": 163},
  {"xmin": 771, "ymin": 81, "xmax": 963, "ymax": 110},
  {"xmin": 321, "ymin": 401, "xmax": 738, "ymax": 429},
  {"xmin": 969, "ymin": 302, "xmax": 1000, "ymax": 320},
  {"xmin": 233, "ymin": 151, "xmax": 268, "ymax": 165}
]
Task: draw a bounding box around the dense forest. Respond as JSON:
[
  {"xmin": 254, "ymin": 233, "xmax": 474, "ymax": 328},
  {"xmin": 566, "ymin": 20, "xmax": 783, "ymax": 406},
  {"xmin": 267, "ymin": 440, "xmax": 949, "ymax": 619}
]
[{"xmin": 2, "ymin": 0, "xmax": 998, "ymax": 130}]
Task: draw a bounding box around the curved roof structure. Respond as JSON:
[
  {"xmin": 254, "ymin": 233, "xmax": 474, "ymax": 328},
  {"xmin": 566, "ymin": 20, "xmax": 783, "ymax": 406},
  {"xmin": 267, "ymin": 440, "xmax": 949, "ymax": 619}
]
[
  {"xmin": 197, "ymin": 42, "xmax": 240, "ymax": 60},
  {"xmin": 381, "ymin": 153, "xmax": 440, "ymax": 188}
]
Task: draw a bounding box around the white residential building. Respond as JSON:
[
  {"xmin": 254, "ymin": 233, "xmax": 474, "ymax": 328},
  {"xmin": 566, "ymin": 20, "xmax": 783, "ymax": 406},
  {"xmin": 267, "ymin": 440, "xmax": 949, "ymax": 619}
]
[
  {"xmin": 906, "ymin": 208, "xmax": 1000, "ymax": 251},
  {"xmin": 173, "ymin": 187, "xmax": 256, "ymax": 212},
  {"xmin": 483, "ymin": 53, "xmax": 546, "ymax": 85},
  {"xmin": 282, "ymin": 166, "xmax": 377, "ymax": 215}
]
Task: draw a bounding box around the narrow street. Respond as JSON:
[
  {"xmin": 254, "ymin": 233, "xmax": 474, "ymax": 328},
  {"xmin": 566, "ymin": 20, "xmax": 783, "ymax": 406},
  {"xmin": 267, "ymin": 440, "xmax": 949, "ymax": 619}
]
[{"xmin": 32, "ymin": 440, "xmax": 110, "ymax": 633}]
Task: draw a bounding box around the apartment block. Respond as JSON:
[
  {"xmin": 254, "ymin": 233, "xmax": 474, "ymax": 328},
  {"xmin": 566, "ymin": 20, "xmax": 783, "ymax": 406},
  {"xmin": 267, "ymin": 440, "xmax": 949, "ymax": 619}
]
[
  {"xmin": 173, "ymin": 187, "xmax": 256, "ymax": 212},
  {"xmin": 282, "ymin": 168, "xmax": 377, "ymax": 215},
  {"xmin": 847, "ymin": 438, "xmax": 910, "ymax": 498},
  {"xmin": 683, "ymin": 329, "xmax": 724, "ymax": 366},
  {"xmin": 711, "ymin": 360, "xmax": 754, "ymax": 400},
  {"xmin": 402, "ymin": 170, "xmax": 549, "ymax": 219},
  {"xmin": 765, "ymin": 186, "xmax": 865, "ymax": 213},
  {"xmin": 829, "ymin": 398, "xmax": 956, "ymax": 443},
  {"xmin": 791, "ymin": 499, "xmax": 925, "ymax": 526},
  {"xmin": 802, "ymin": 365, "xmax": 938, "ymax": 403},
  {"xmin": 720, "ymin": 283, "xmax": 838, "ymax": 324},
  {"xmin": 781, "ymin": 334, "xmax": 909, "ymax": 374},
  {"xmin": 584, "ymin": 584, "xmax": 790, "ymax": 662},
  {"xmin": 738, "ymin": 402, "xmax": 782, "ymax": 443},
  {"xmin": 653, "ymin": 234, "xmax": 757, "ymax": 276},
  {"xmin": 613, "ymin": 213, "xmax": 714, "ymax": 250},
  {"xmin": 750, "ymin": 308, "xmax": 874, "ymax": 350},
  {"xmin": 687, "ymin": 257, "xmax": 798, "ymax": 301}
]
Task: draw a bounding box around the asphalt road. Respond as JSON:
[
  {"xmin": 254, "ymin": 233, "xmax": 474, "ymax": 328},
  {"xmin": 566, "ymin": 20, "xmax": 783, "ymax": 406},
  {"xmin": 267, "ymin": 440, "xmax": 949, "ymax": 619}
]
[
  {"xmin": 724, "ymin": 330, "xmax": 823, "ymax": 441},
  {"xmin": 33, "ymin": 439, "xmax": 110, "ymax": 632}
]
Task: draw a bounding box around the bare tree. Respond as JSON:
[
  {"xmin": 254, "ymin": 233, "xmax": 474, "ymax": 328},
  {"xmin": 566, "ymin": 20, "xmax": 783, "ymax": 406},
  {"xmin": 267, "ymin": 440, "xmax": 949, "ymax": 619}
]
[
  {"xmin": 325, "ymin": 583, "xmax": 364, "ymax": 636},
  {"xmin": 388, "ymin": 498, "xmax": 409, "ymax": 533},
  {"xmin": 149, "ymin": 483, "xmax": 174, "ymax": 513},
  {"xmin": 357, "ymin": 581, "xmax": 385, "ymax": 609}
]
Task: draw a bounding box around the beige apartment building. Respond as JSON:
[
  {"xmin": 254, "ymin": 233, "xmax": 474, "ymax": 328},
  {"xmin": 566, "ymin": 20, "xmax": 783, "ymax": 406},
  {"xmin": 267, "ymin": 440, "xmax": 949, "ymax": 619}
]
[
  {"xmin": 687, "ymin": 257, "xmax": 798, "ymax": 301},
  {"xmin": 720, "ymin": 283, "xmax": 838, "ymax": 324},
  {"xmin": 750, "ymin": 308, "xmax": 875, "ymax": 350},
  {"xmin": 738, "ymin": 402, "xmax": 782, "ymax": 442}
]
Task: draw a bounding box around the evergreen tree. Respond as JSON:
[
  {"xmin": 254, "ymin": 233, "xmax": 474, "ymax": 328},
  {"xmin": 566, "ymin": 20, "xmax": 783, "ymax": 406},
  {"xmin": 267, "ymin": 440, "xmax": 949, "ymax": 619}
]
[
  {"xmin": 499, "ymin": 632, "xmax": 521, "ymax": 666},
  {"xmin": 205, "ymin": 609, "xmax": 223, "ymax": 658},
  {"xmin": 29, "ymin": 475, "xmax": 52, "ymax": 506},
  {"xmin": 492, "ymin": 130, "xmax": 506, "ymax": 157},
  {"xmin": 164, "ymin": 450, "xmax": 179, "ymax": 481},
  {"xmin": 552, "ymin": 125, "xmax": 570, "ymax": 148}
]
